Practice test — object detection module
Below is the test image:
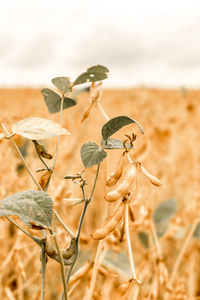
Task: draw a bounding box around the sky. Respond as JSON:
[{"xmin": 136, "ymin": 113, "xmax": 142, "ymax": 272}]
[{"xmin": 1, "ymin": 0, "xmax": 200, "ymax": 88}]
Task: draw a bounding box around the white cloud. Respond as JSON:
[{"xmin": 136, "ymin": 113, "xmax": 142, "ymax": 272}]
[{"xmin": 1, "ymin": 0, "xmax": 200, "ymax": 87}]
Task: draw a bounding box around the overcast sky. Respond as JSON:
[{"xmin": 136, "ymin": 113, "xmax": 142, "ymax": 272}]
[{"xmin": 1, "ymin": 0, "xmax": 200, "ymax": 88}]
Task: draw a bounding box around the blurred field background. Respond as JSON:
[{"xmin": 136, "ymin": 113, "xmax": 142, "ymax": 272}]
[{"xmin": 0, "ymin": 87, "xmax": 200, "ymax": 299}]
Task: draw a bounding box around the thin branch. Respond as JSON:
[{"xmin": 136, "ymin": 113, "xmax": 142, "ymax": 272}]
[
  {"xmin": 53, "ymin": 209, "xmax": 75, "ymax": 239},
  {"xmin": 51, "ymin": 95, "xmax": 64, "ymax": 171},
  {"xmin": 1, "ymin": 123, "xmax": 42, "ymax": 191},
  {"xmin": 40, "ymin": 242, "xmax": 46, "ymax": 300},
  {"xmin": 33, "ymin": 142, "xmax": 50, "ymax": 171},
  {"xmin": 6, "ymin": 216, "xmax": 42, "ymax": 246},
  {"xmin": 150, "ymin": 220, "xmax": 163, "ymax": 260},
  {"xmin": 83, "ymin": 240, "xmax": 105, "ymax": 300},
  {"xmin": 52, "ymin": 233, "xmax": 68, "ymax": 300},
  {"xmin": 124, "ymin": 202, "xmax": 140, "ymax": 283},
  {"xmin": 97, "ymin": 103, "xmax": 109, "ymax": 121},
  {"xmin": 88, "ymin": 164, "xmax": 100, "ymax": 201}
]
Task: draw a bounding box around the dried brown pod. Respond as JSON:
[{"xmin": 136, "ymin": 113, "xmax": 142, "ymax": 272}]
[
  {"xmin": 38, "ymin": 170, "xmax": 52, "ymax": 190},
  {"xmin": 33, "ymin": 140, "xmax": 52, "ymax": 159},
  {"xmin": 105, "ymin": 163, "xmax": 137, "ymax": 202},
  {"xmin": 106, "ymin": 152, "xmax": 125, "ymax": 187},
  {"xmin": 80, "ymin": 102, "xmax": 94, "ymax": 124},
  {"xmin": 140, "ymin": 164, "xmax": 162, "ymax": 187},
  {"xmin": 91, "ymin": 201, "xmax": 125, "ymax": 240}
]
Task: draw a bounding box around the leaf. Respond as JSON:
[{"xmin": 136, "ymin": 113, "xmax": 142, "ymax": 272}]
[
  {"xmin": 155, "ymin": 222, "xmax": 169, "ymax": 237},
  {"xmin": 153, "ymin": 198, "xmax": 177, "ymax": 223},
  {"xmin": 193, "ymin": 222, "xmax": 200, "ymax": 240},
  {"xmin": 51, "ymin": 77, "xmax": 71, "ymax": 94},
  {"xmin": 41, "ymin": 88, "xmax": 76, "ymax": 114},
  {"xmin": 103, "ymin": 250, "xmax": 132, "ymax": 279},
  {"xmin": 101, "ymin": 138, "xmax": 133, "ymax": 149},
  {"xmin": 73, "ymin": 65, "xmax": 109, "ymax": 86},
  {"xmin": 81, "ymin": 142, "xmax": 107, "ymax": 168},
  {"xmin": 0, "ymin": 190, "xmax": 53, "ymax": 229},
  {"xmin": 12, "ymin": 117, "xmax": 70, "ymax": 140},
  {"xmin": 102, "ymin": 116, "xmax": 144, "ymax": 141},
  {"xmin": 138, "ymin": 232, "xmax": 149, "ymax": 248}
]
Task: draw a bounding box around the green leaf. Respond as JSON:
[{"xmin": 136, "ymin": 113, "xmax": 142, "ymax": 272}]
[
  {"xmin": 0, "ymin": 190, "xmax": 53, "ymax": 229},
  {"xmin": 103, "ymin": 250, "xmax": 131, "ymax": 279},
  {"xmin": 73, "ymin": 65, "xmax": 109, "ymax": 86},
  {"xmin": 101, "ymin": 138, "xmax": 133, "ymax": 149},
  {"xmin": 41, "ymin": 88, "xmax": 76, "ymax": 114},
  {"xmin": 193, "ymin": 222, "xmax": 200, "ymax": 240},
  {"xmin": 153, "ymin": 198, "xmax": 177, "ymax": 223},
  {"xmin": 138, "ymin": 232, "xmax": 149, "ymax": 248},
  {"xmin": 51, "ymin": 77, "xmax": 71, "ymax": 94},
  {"xmin": 81, "ymin": 142, "xmax": 107, "ymax": 168},
  {"xmin": 12, "ymin": 117, "xmax": 70, "ymax": 140},
  {"xmin": 102, "ymin": 116, "xmax": 144, "ymax": 141},
  {"xmin": 155, "ymin": 222, "xmax": 169, "ymax": 237}
]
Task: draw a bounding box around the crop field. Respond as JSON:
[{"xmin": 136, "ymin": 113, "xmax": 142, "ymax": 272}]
[{"xmin": 0, "ymin": 86, "xmax": 200, "ymax": 300}]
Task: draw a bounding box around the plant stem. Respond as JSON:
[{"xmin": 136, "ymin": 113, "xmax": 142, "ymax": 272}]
[
  {"xmin": 33, "ymin": 142, "xmax": 50, "ymax": 171},
  {"xmin": 83, "ymin": 240, "xmax": 105, "ymax": 300},
  {"xmin": 124, "ymin": 202, "xmax": 140, "ymax": 283},
  {"xmin": 40, "ymin": 242, "xmax": 46, "ymax": 300},
  {"xmin": 52, "ymin": 95, "xmax": 64, "ymax": 171},
  {"xmin": 150, "ymin": 220, "xmax": 163, "ymax": 260},
  {"xmin": 52, "ymin": 233, "xmax": 68, "ymax": 300},
  {"xmin": 88, "ymin": 164, "xmax": 100, "ymax": 201},
  {"xmin": 1, "ymin": 123, "xmax": 42, "ymax": 191},
  {"xmin": 6, "ymin": 216, "xmax": 42, "ymax": 246},
  {"xmin": 97, "ymin": 103, "xmax": 109, "ymax": 121}
]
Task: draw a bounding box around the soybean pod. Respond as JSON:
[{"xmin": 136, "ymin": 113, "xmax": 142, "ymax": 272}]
[
  {"xmin": 91, "ymin": 201, "xmax": 125, "ymax": 240},
  {"xmin": 105, "ymin": 163, "xmax": 137, "ymax": 202},
  {"xmin": 106, "ymin": 152, "xmax": 125, "ymax": 187}
]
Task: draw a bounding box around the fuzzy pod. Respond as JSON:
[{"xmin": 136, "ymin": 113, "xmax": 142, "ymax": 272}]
[
  {"xmin": 105, "ymin": 163, "xmax": 137, "ymax": 202},
  {"xmin": 106, "ymin": 153, "xmax": 125, "ymax": 187},
  {"xmin": 91, "ymin": 201, "xmax": 125, "ymax": 240},
  {"xmin": 141, "ymin": 164, "xmax": 162, "ymax": 187}
]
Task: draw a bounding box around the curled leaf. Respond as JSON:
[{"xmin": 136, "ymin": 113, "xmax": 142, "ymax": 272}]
[{"xmin": 102, "ymin": 116, "xmax": 144, "ymax": 141}]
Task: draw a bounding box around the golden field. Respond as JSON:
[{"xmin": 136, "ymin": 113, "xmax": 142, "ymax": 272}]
[{"xmin": 0, "ymin": 87, "xmax": 200, "ymax": 300}]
